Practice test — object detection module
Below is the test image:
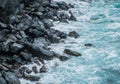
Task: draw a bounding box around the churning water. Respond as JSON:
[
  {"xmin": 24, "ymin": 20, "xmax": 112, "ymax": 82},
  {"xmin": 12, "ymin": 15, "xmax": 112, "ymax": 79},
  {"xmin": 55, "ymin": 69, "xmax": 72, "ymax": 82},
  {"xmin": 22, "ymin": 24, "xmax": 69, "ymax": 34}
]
[{"xmin": 20, "ymin": 0, "xmax": 120, "ymax": 84}]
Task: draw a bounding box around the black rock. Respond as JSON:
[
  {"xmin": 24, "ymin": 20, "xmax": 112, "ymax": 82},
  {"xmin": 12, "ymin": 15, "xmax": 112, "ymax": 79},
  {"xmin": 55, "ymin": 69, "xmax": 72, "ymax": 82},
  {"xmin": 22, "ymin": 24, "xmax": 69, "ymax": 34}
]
[
  {"xmin": 69, "ymin": 11, "xmax": 77, "ymax": 21},
  {"xmin": 32, "ymin": 66, "xmax": 38, "ymax": 74},
  {"xmin": 59, "ymin": 56, "xmax": 69, "ymax": 61},
  {"xmin": 0, "ymin": 77, "xmax": 7, "ymax": 84},
  {"xmin": 24, "ymin": 42, "xmax": 54, "ymax": 60},
  {"xmin": 49, "ymin": 35, "xmax": 60, "ymax": 43},
  {"xmin": 57, "ymin": 1, "xmax": 69, "ymax": 10},
  {"xmin": 20, "ymin": 52, "xmax": 32, "ymax": 60},
  {"xmin": 84, "ymin": 43, "xmax": 94, "ymax": 47},
  {"xmin": 64, "ymin": 49, "xmax": 81, "ymax": 57},
  {"xmin": 0, "ymin": 22, "xmax": 7, "ymax": 28},
  {"xmin": 19, "ymin": 67, "xmax": 32, "ymax": 74},
  {"xmin": 40, "ymin": 65, "xmax": 47, "ymax": 73},
  {"xmin": 2, "ymin": 71, "xmax": 20, "ymax": 84},
  {"xmin": 68, "ymin": 31, "xmax": 79, "ymax": 38},
  {"xmin": 10, "ymin": 43, "xmax": 24, "ymax": 53},
  {"xmin": 43, "ymin": 19, "xmax": 53, "ymax": 28},
  {"xmin": 50, "ymin": 1, "xmax": 59, "ymax": 8},
  {"xmin": 24, "ymin": 74, "xmax": 40, "ymax": 81}
]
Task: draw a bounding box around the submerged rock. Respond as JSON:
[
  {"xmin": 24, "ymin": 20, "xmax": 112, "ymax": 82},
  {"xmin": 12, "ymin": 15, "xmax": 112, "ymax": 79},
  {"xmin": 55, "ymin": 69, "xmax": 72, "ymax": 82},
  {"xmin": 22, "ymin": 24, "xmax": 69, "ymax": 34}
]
[
  {"xmin": 64, "ymin": 49, "xmax": 81, "ymax": 57},
  {"xmin": 84, "ymin": 43, "xmax": 94, "ymax": 47},
  {"xmin": 68, "ymin": 31, "xmax": 79, "ymax": 38}
]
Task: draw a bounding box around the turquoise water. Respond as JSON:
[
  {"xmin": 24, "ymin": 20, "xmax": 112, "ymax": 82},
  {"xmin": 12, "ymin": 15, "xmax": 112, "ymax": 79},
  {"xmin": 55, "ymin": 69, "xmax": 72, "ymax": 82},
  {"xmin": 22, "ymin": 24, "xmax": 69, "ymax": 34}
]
[
  {"xmin": 20, "ymin": 0, "xmax": 120, "ymax": 84},
  {"xmin": 39, "ymin": 0, "xmax": 120, "ymax": 84}
]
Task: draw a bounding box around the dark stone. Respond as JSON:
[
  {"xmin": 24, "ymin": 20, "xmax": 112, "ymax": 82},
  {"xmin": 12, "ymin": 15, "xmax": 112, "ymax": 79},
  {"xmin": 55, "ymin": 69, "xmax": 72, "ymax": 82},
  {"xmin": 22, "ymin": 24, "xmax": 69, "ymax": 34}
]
[
  {"xmin": 49, "ymin": 35, "xmax": 60, "ymax": 43},
  {"xmin": 0, "ymin": 77, "xmax": 7, "ymax": 84},
  {"xmin": 34, "ymin": 60, "xmax": 41, "ymax": 66},
  {"xmin": 28, "ymin": 29, "xmax": 45, "ymax": 38},
  {"xmin": 50, "ymin": 1, "xmax": 59, "ymax": 8},
  {"xmin": 19, "ymin": 67, "xmax": 32, "ymax": 74},
  {"xmin": 32, "ymin": 66, "xmax": 38, "ymax": 74},
  {"xmin": 57, "ymin": 1, "xmax": 69, "ymax": 10},
  {"xmin": 84, "ymin": 43, "xmax": 94, "ymax": 47},
  {"xmin": 59, "ymin": 56, "xmax": 69, "ymax": 61},
  {"xmin": 40, "ymin": 65, "xmax": 46, "ymax": 73},
  {"xmin": 24, "ymin": 42, "xmax": 54, "ymax": 60},
  {"xmin": 24, "ymin": 74, "xmax": 40, "ymax": 81},
  {"xmin": 0, "ymin": 22, "xmax": 7, "ymax": 28},
  {"xmin": 2, "ymin": 71, "xmax": 20, "ymax": 84},
  {"xmin": 20, "ymin": 52, "xmax": 32, "ymax": 60},
  {"xmin": 64, "ymin": 49, "xmax": 81, "ymax": 57},
  {"xmin": 13, "ymin": 55, "xmax": 22, "ymax": 64},
  {"xmin": 68, "ymin": 31, "xmax": 79, "ymax": 38},
  {"xmin": 69, "ymin": 11, "xmax": 77, "ymax": 21},
  {"xmin": 43, "ymin": 19, "xmax": 53, "ymax": 28},
  {"xmin": 10, "ymin": 43, "xmax": 24, "ymax": 53},
  {"xmin": 0, "ymin": 64, "xmax": 9, "ymax": 71}
]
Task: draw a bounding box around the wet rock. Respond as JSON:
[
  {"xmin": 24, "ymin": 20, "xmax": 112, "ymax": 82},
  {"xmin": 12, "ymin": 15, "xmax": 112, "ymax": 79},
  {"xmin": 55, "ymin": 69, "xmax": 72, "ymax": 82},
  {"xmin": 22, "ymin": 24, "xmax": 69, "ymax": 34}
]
[
  {"xmin": 0, "ymin": 22, "xmax": 7, "ymax": 28},
  {"xmin": 84, "ymin": 43, "xmax": 94, "ymax": 47},
  {"xmin": 34, "ymin": 60, "xmax": 41, "ymax": 66},
  {"xmin": 28, "ymin": 29, "xmax": 45, "ymax": 38},
  {"xmin": 50, "ymin": 1, "xmax": 59, "ymax": 8},
  {"xmin": 24, "ymin": 74, "xmax": 40, "ymax": 81},
  {"xmin": 59, "ymin": 56, "xmax": 69, "ymax": 61},
  {"xmin": 20, "ymin": 52, "xmax": 32, "ymax": 60},
  {"xmin": 32, "ymin": 66, "xmax": 38, "ymax": 74},
  {"xmin": 13, "ymin": 55, "xmax": 23, "ymax": 64},
  {"xmin": 40, "ymin": 65, "xmax": 47, "ymax": 73},
  {"xmin": 19, "ymin": 67, "xmax": 32, "ymax": 74},
  {"xmin": 55, "ymin": 53, "xmax": 69, "ymax": 61},
  {"xmin": 10, "ymin": 43, "xmax": 24, "ymax": 53},
  {"xmin": 43, "ymin": 19, "xmax": 53, "ymax": 28},
  {"xmin": 68, "ymin": 31, "xmax": 79, "ymax": 38},
  {"xmin": 24, "ymin": 42, "xmax": 54, "ymax": 60},
  {"xmin": 0, "ymin": 64, "xmax": 9, "ymax": 71},
  {"xmin": 57, "ymin": 1, "xmax": 69, "ymax": 10},
  {"xmin": 2, "ymin": 71, "xmax": 20, "ymax": 84},
  {"xmin": 50, "ymin": 35, "xmax": 60, "ymax": 43},
  {"xmin": 69, "ymin": 11, "xmax": 77, "ymax": 21},
  {"xmin": 0, "ymin": 77, "xmax": 7, "ymax": 84},
  {"xmin": 64, "ymin": 49, "xmax": 81, "ymax": 57}
]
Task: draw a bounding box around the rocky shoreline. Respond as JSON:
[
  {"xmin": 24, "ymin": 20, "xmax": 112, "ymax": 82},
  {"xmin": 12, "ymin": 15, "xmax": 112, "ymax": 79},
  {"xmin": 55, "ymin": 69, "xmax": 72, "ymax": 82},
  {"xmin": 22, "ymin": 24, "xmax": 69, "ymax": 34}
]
[{"xmin": 0, "ymin": 0, "xmax": 81, "ymax": 83}]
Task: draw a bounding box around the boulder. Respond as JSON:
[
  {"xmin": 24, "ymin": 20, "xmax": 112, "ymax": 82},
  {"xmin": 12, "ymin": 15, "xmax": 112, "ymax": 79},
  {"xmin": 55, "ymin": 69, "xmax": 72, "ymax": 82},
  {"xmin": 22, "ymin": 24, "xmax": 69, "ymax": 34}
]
[
  {"xmin": 2, "ymin": 71, "xmax": 20, "ymax": 84},
  {"xmin": 68, "ymin": 31, "xmax": 79, "ymax": 38},
  {"xmin": 64, "ymin": 49, "xmax": 81, "ymax": 57},
  {"xmin": 0, "ymin": 77, "xmax": 7, "ymax": 84},
  {"xmin": 24, "ymin": 74, "xmax": 40, "ymax": 81},
  {"xmin": 24, "ymin": 42, "xmax": 54, "ymax": 60}
]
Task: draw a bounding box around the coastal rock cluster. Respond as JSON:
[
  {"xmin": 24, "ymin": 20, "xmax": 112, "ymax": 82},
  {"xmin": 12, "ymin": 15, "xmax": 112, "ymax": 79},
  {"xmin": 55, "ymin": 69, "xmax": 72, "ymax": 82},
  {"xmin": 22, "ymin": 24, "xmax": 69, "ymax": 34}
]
[{"xmin": 0, "ymin": 0, "xmax": 80, "ymax": 83}]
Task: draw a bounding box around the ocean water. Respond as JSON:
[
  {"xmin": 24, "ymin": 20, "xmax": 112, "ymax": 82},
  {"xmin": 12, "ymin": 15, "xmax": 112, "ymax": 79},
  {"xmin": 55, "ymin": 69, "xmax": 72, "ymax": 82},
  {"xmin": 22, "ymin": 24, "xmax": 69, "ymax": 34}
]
[{"xmin": 20, "ymin": 0, "xmax": 120, "ymax": 84}]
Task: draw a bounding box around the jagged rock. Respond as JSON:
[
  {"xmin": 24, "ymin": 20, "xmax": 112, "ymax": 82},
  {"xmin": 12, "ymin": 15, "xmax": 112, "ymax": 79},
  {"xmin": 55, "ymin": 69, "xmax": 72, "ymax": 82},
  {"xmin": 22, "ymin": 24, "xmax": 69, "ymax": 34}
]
[
  {"xmin": 19, "ymin": 67, "xmax": 32, "ymax": 74},
  {"xmin": 84, "ymin": 43, "xmax": 94, "ymax": 47},
  {"xmin": 64, "ymin": 49, "xmax": 81, "ymax": 57},
  {"xmin": 43, "ymin": 19, "xmax": 53, "ymax": 28},
  {"xmin": 20, "ymin": 52, "xmax": 32, "ymax": 60},
  {"xmin": 68, "ymin": 31, "xmax": 79, "ymax": 38},
  {"xmin": 40, "ymin": 65, "xmax": 47, "ymax": 73},
  {"xmin": 24, "ymin": 74, "xmax": 40, "ymax": 81},
  {"xmin": 24, "ymin": 42, "xmax": 54, "ymax": 60},
  {"xmin": 32, "ymin": 66, "xmax": 38, "ymax": 74},
  {"xmin": 0, "ymin": 22, "xmax": 7, "ymax": 28},
  {"xmin": 0, "ymin": 77, "xmax": 7, "ymax": 84},
  {"xmin": 10, "ymin": 43, "xmax": 24, "ymax": 53},
  {"xmin": 2, "ymin": 71, "xmax": 20, "ymax": 84}
]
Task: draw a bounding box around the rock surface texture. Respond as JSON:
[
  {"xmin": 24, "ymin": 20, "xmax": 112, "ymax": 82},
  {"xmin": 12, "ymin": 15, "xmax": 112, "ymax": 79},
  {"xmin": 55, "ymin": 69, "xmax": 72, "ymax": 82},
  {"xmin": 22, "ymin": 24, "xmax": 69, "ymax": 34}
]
[{"xmin": 0, "ymin": 0, "xmax": 77, "ymax": 83}]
